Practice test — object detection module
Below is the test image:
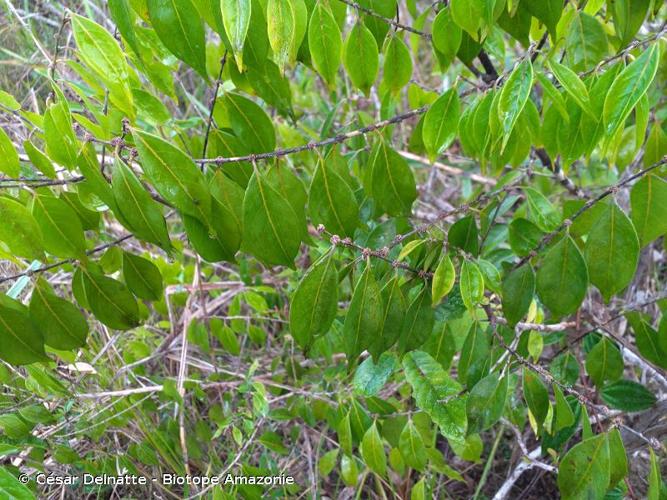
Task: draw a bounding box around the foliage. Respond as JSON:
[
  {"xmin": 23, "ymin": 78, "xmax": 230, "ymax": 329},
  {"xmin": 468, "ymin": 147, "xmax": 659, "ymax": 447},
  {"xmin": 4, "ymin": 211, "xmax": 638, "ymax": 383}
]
[{"xmin": 0, "ymin": 0, "xmax": 666, "ymax": 498}]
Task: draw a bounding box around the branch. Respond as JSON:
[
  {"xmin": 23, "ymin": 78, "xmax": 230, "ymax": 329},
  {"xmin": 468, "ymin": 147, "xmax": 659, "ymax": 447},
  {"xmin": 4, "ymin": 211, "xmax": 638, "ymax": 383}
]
[{"xmin": 335, "ymin": 0, "xmax": 430, "ymax": 39}]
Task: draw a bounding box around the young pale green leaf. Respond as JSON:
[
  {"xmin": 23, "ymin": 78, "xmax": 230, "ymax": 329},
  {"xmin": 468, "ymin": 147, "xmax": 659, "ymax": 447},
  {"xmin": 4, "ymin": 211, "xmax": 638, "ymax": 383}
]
[
  {"xmin": 29, "ymin": 279, "xmax": 88, "ymax": 350},
  {"xmin": 553, "ymin": 384, "xmax": 575, "ymax": 432},
  {"xmin": 524, "ymin": 0, "xmax": 563, "ymax": 40},
  {"xmin": 498, "ymin": 59, "xmax": 533, "ymax": 151},
  {"xmin": 31, "ymin": 194, "xmax": 87, "ymax": 260},
  {"xmin": 432, "ymin": 7, "xmax": 461, "ymax": 61},
  {"xmin": 398, "ymin": 286, "xmax": 435, "ymax": 353},
  {"xmin": 368, "ymin": 277, "xmax": 406, "ymax": 360},
  {"xmin": 111, "ymin": 158, "xmax": 172, "ymax": 252},
  {"xmin": 600, "ymin": 380, "xmax": 656, "ymax": 412},
  {"xmin": 79, "ymin": 267, "xmax": 140, "ymax": 330},
  {"xmin": 122, "ymin": 252, "xmax": 164, "ymax": 301},
  {"xmin": 403, "ymin": 350, "xmax": 466, "ymax": 441},
  {"xmin": 449, "ymin": 0, "xmax": 482, "ymax": 39},
  {"xmin": 223, "ymin": 92, "xmax": 276, "ymax": 153},
  {"xmin": 132, "ymin": 130, "xmax": 211, "ymax": 221},
  {"xmin": 535, "ymin": 72, "xmax": 569, "ymax": 123},
  {"xmin": 267, "ymin": 0, "xmax": 307, "ymax": 72},
  {"xmin": 648, "ymin": 448, "xmax": 662, "ymax": 500},
  {"xmin": 585, "ymin": 337, "xmax": 623, "ymax": 388},
  {"xmin": 360, "ymin": 422, "xmax": 386, "ymax": 476},
  {"xmin": 308, "ymin": 155, "xmax": 359, "ymax": 238},
  {"xmin": 343, "ymin": 262, "xmax": 383, "ymax": 363},
  {"xmin": 584, "ymin": 203, "xmax": 639, "ymax": 302},
  {"xmin": 0, "ymin": 299, "xmax": 47, "ymax": 366},
  {"xmin": 399, "ymin": 420, "xmax": 427, "ymax": 472},
  {"xmin": 523, "ymin": 369, "xmax": 549, "ymax": 428},
  {"xmin": 353, "ymin": 352, "xmax": 396, "ymax": 397},
  {"xmin": 146, "ymin": 0, "xmax": 208, "ymax": 78},
  {"xmin": 343, "ymin": 22, "xmax": 379, "ymax": 96},
  {"xmin": 23, "ymin": 141, "xmax": 55, "ymax": 179},
  {"xmin": 383, "ymin": 34, "xmax": 412, "ymax": 94},
  {"xmin": 289, "ymin": 251, "xmax": 338, "ymax": 349},
  {"xmin": 603, "ymin": 45, "xmax": 659, "ymax": 137},
  {"xmin": 607, "ymin": 428, "xmax": 628, "ymax": 487},
  {"xmin": 308, "ymin": 1, "xmax": 342, "ymax": 87},
  {"xmin": 242, "ymin": 168, "xmax": 305, "ymax": 267},
  {"xmin": 501, "ymin": 264, "xmax": 535, "ymax": 328},
  {"xmin": 423, "ymin": 88, "xmax": 460, "ymax": 161},
  {"xmin": 432, "ymin": 254, "xmax": 455, "ymax": 306},
  {"xmin": 548, "ymin": 60, "xmax": 594, "ymax": 119},
  {"xmin": 221, "ymin": 0, "xmax": 252, "ymax": 68},
  {"xmin": 43, "ymin": 102, "xmax": 79, "ymax": 169},
  {"xmin": 0, "ymin": 196, "xmax": 44, "ymax": 261},
  {"xmin": 0, "ymin": 129, "xmax": 20, "ymax": 177},
  {"xmin": 536, "ymin": 236, "xmax": 588, "ymax": 318},
  {"xmin": 460, "ymin": 259, "xmax": 484, "ymax": 311},
  {"xmin": 466, "ymin": 373, "xmax": 508, "ymax": 434},
  {"xmin": 369, "ymin": 140, "xmax": 417, "ymax": 217},
  {"xmin": 558, "ymin": 434, "xmax": 610, "ymax": 500},
  {"xmin": 630, "ymin": 174, "xmax": 667, "ymax": 247}
]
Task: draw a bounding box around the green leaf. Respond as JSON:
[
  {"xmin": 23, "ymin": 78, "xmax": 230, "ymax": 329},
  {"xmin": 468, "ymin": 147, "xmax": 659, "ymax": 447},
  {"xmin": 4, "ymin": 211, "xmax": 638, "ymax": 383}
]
[
  {"xmin": 524, "ymin": 187, "xmax": 560, "ymax": 232},
  {"xmin": 432, "ymin": 7, "xmax": 461, "ymax": 62},
  {"xmin": 584, "ymin": 203, "xmax": 639, "ymax": 302},
  {"xmin": 368, "ymin": 140, "xmax": 417, "ymax": 216},
  {"xmin": 403, "ymin": 350, "xmax": 466, "ymax": 441},
  {"xmin": 648, "ymin": 448, "xmax": 662, "ymax": 500},
  {"xmin": 600, "ymin": 380, "xmax": 656, "ymax": 412},
  {"xmin": 523, "ymin": 369, "xmax": 549, "ymax": 428},
  {"xmin": 603, "ymin": 45, "xmax": 659, "ymax": 137},
  {"xmin": 343, "ymin": 262, "xmax": 383, "ymax": 363},
  {"xmin": 29, "ymin": 279, "xmax": 88, "ymax": 350},
  {"xmin": 612, "ymin": 0, "xmax": 650, "ymax": 47},
  {"xmin": 509, "ymin": 218, "xmax": 544, "ymax": 257},
  {"xmin": 585, "ymin": 337, "xmax": 623, "ymax": 388},
  {"xmin": 630, "ymin": 174, "xmax": 667, "ymax": 247},
  {"xmin": 223, "ymin": 92, "xmax": 276, "ymax": 153},
  {"xmin": 221, "ymin": 0, "xmax": 252, "ymax": 68},
  {"xmin": 267, "ymin": 0, "xmax": 307, "ymax": 71},
  {"xmin": 524, "ymin": 0, "xmax": 563, "ymax": 40},
  {"xmin": 308, "ymin": 1, "xmax": 342, "ymax": 87},
  {"xmin": 79, "ymin": 267, "xmax": 140, "ymax": 330},
  {"xmin": 368, "ymin": 276, "xmax": 406, "ymax": 359},
  {"xmin": 501, "ymin": 265, "xmax": 535, "ymax": 327},
  {"xmin": 0, "ymin": 467, "xmax": 35, "ymax": 500},
  {"xmin": 450, "ymin": 0, "xmax": 482, "ymax": 38},
  {"xmin": 553, "ymin": 384, "xmax": 575, "ymax": 432},
  {"xmin": 548, "ymin": 60, "xmax": 594, "ymax": 119},
  {"xmin": 360, "ymin": 422, "xmax": 386, "ymax": 476},
  {"xmin": 558, "ymin": 434, "xmax": 610, "ymax": 500},
  {"xmin": 242, "ymin": 167, "xmax": 304, "ymax": 267},
  {"xmin": 132, "ymin": 130, "xmax": 211, "ymax": 221},
  {"xmin": 353, "ymin": 352, "xmax": 396, "ymax": 397},
  {"xmin": 109, "ymin": 0, "xmax": 142, "ymax": 58},
  {"xmin": 0, "ymin": 196, "xmax": 44, "ymax": 260},
  {"xmin": 432, "ymin": 254, "xmax": 455, "ymax": 306},
  {"xmin": 460, "ymin": 260, "xmax": 484, "ymax": 311},
  {"xmin": 343, "ymin": 22, "xmax": 379, "ymax": 95},
  {"xmin": 458, "ymin": 321, "xmax": 489, "ymax": 387},
  {"xmin": 318, "ymin": 449, "xmax": 339, "ymax": 477},
  {"xmin": 289, "ymin": 251, "xmax": 338, "ymax": 349},
  {"xmin": 423, "ymin": 88, "xmax": 460, "ymax": 161},
  {"xmin": 565, "ymin": 12, "xmax": 608, "ymax": 73},
  {"xmin": 536, "ymin": 236, "xmax": 588, "ymax": 318},
  {"xmin": 43, "ymin": 102, "xmax": 79, "ymax": 169},
  {"xmin": 535, "ymin": 72, "xmax": 570, "ymax": 123},
  {"xmin": 111, "ymin": 158, "xmax": 172, "ymax": 252},
  {"xmin": 398, "ymin": 286, "xmax": 435, "ymax": 353},
  {"xmin": 399, "ymin": 420, "xmax": 427, "ymax": 472},
  {"xmin": 122, "ymin": 252, "xmax": 164, "ymax": 301},
  {"xmin": 0, "ymin": 128, "xmax": 20, "ymax": 177},
  {"xmin": 467, "ymin": 373, "xmax": 508, "ymax": 434},
  {"xmin": 607, "ymin": 428, "xmax": 628, "ymax": 487},
  {"xmin": 627, "ymin": 313, "xmax": 666, "ymax": 369},
  {"xmin": 644, "ymin": 122, "xmax": 667, "ymax": 168},
  {"xmin": 383, "ymin": 34, "xmax": 412, "ymax": 94},
  {"xmin": 308, "ymin": 153, "xmax": 359, "ymax": 238},
  {"xmin": 147, "ymin": 0, "xmax": 208, "ymax": 78},
  {"xmin": 23, "ymin": 140, "xmax": 56, "ymax": 179},
  {"xmin": 31, "ymin": 194, "xmax": 87, "ymax": 260},
  {"xmin": 0, "ymin": 299, "xmax": 47, "ymax": 365},
  {"xmin": 498, "ymin": 59, "xmax": 533, "ymax": 151}
]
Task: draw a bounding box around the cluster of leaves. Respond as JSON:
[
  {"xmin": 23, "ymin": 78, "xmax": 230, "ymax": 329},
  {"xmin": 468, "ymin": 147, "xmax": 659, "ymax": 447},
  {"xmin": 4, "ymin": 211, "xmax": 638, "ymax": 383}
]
[{"xmin": 0, "ymin": 0, "xmax": 666, "ymax": 498}]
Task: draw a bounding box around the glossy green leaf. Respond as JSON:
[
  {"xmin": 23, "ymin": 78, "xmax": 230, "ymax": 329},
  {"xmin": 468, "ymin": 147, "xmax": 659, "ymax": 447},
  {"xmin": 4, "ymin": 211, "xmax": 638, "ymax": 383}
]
[
  {"xmin": 648, "ymin": 448, "xmax": 662, "ymax": 500},
  {"xmin": 267, "ymin": 0, "xmax": 307, "ymax": 71},
  {"xmin": 122, "ymin": 252, "xmax": 164, "ymax": 301},
  {"xmin": 432, "ymin": 254, "xmax": 455, "ymax": 306},
  {"xmin": 584, "ymin": 203, "xmax": 639, "ymax": 302},
  {"xmin": 399, "ymin": 420, "xmax": 427, "ymax": 472},
  {"xmin": 223, "ymin": 92, "xmax": 276, "ymax": 153},
  {"xmin": 343, "ymin": 22, "xmax": 378, "ymax": 95},
  {"xmin": 630, "ymin": 174, "xmax": 667, "ymax": 247},
  {"xmin": 29, "ymin": 279, "xmax": 88, "ymax": 350},
  {"xmin": 0, "ymin": 299, "xmax": 47, "ymax": 365},
  {"xmin": 565, "ymin": 12, "xmax": 607, "ymax": 73},
  {"xmin": 558, "ymin": 433, "xmax": 610, "ymax": 500},
  {"xmin": 398, "ymin": 286, "xmax": 435, "ymax": 352},
  {"xmin": 31, "ymin": 194, "xmax": 87, "ymax": 260},
  {"xmin": 467, "ymin": 373, "xmax": 508, "ymax": 434},
  {"xmin": 600, "ymin": 380, "xmax": 656, "ymax": 412},
  {"xmin": 79, "ymin": 267, "xmax": 140, "ymax": 330},
  {"xmin": 0, "ymin": 467, "xmax": 35, "ymax": 499},
  {"xmin": 458, "ymin": 321, "xmax": 489, "ymax": 387},
  {"xmin": 368, "ymin": 277, "xmax": 406, "ymax": 360},
  {"xmin": 501, "ymin": 265, "xmax": 534, "ymax": 327},
  {"xmin": 523, "ymin": 369, "xmax": 549, "ymax": 428},
  {"xmin": 460, "ymin": 260, "xmax": 484, "ymax": 311},
  {"xmin": 43, "ymin": 102, "xmax": 79, "ymax": 169},
  {"xmin": 0, "ymin": 129, "xmax": 19, "ymax": 177},
  {"xmin": 423, "ymin": 88, "xmax": 460, "ymax": 161},
  {"xmin": 498, "ymin": 59, "xmax": 533, "ymax": 151},
  {"xmin": 289, "ymin": 251, "xmax": 338, "ymax": 349},
  {"xmin": 450, "ymin": 0, "xmax": 482, "ymax": 38},
  {"xmin": 368, "ymin": 140, "xmax": 417, "ymax": 216},
  {"xmin": 23, "ymin": 140, "xmax": 56, "ymax": 179},
  {"xmin": 524, "ymin": 0, "xmax": 563, "ymax": 40},
  {"xmin": 147, "ymin": 0, "xmax": 208, "ymax": 78},
  {"xmin": 607, "ymin": 428, "xmax": 628, "ymax": 487},
  {"xmin": 353, "ymin": 352, "xmax": 396, "ymax": 397},
  {"xmin": 343, "ymin": 262, "xmax": 383, "ymax": 363},
  {"xmin": 449, "ymin": 215, "xmax": 479, "ymax": 256},
  {"xmin": 603, "ymin": 45, "xmax": 659, "ymax": 137},
  {"xmin": 360, "ymin": 422, "xmax": 386, "ymax": 476},
  {"xmin": 308, "ymin": 1, "xmax": 342, "ymax": 86},
  {"xmin": 612, "ymin": 0, "xmax": 650, "ymax": 47},
  {"xmin": 553, "ymin": 384, "xmax": 575, "ymax": 431},
  {"xmin": 0, "ymin": 196, "xmax": 44, "ymax": 260},
  {"xmin": 548, "ymin": 59, "xmax": 594, "ymax": 119},
  {"xmin": 383, "ymin": 34, "xmax": 412, "ymax": 94},
  {"xmin": 432, "ymin": 7, "xmax": 461, "ymax": 62},
  {"xmin": 536, "ymin": 236, "xmax": 588, "ymax": 318},
  {"xmin": 221, "ymin": 0, "xmax": 252, "ymax": 68},
  {"xmin": 109, "ymin": 0, "xmax": 142, "ymax": 58},
  {"xmin": 585, "ymin": 337, "xmax": 623, "ymax": 388}
]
